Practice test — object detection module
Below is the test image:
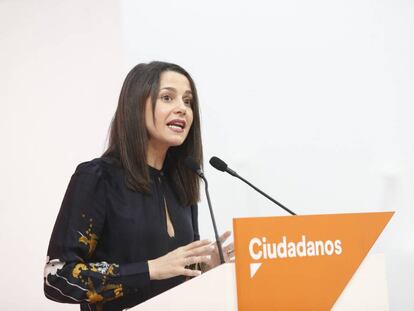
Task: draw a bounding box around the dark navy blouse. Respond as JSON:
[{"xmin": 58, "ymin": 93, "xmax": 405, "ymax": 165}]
[{"xmin": 44, "ymin": 156, "xmax": 199, "ymax": 310}]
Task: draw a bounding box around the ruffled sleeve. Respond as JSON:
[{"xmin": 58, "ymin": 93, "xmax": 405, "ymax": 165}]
[{"xmin": 44, "ymin": 161, "xmax": 150, "ymax": 306}]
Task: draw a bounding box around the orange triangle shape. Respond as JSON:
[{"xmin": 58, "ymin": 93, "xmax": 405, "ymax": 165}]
[{"xmin": 233, "ymin": 212, "xmax": 393, "ymax": 311}]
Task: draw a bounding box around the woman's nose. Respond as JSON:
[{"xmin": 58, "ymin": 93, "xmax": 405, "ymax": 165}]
[{"xmin": 174, "ymin": 99, "xmax": 187, "ymax": 114}]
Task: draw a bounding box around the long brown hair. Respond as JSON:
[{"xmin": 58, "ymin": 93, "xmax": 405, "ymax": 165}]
[{"xmin": 103, "ymin": 61, "xmax": 203, "ymax": 205}]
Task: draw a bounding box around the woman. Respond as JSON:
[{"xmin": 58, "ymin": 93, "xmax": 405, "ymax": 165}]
[{"xmin": 44, "ymin": 61, "xmax": 233, "ymax": 311}]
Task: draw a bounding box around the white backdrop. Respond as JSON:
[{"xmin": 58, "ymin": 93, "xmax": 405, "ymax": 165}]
[{"xmin": 1, "ymin": 0, "xmax": 413, "ymax": 309}]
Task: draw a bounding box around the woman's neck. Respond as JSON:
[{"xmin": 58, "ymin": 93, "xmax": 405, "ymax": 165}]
[{"xmin": 146, "ymin": 140, "xmax": 168, "ymax": 170}]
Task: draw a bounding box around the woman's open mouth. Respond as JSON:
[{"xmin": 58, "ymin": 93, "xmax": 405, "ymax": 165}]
[{"xmin": 167, "ymin": 119, "xmax": 186, "ymax": 133}]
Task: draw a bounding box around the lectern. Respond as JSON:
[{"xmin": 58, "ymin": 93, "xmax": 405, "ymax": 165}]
[{"xmin": 132, "ymin": 212, "xmax": 392, "ymax": 311}]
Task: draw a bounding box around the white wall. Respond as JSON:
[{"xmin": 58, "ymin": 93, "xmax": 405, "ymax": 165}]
[
  {"xmin": 0, "ymin": 0, "xmax": 123, "ymax": 309},
  {"xmin": 1, "ymin": 0, "xmax": 413, "ymax": 309},
  {"xmin": 122, "ymin": 1, "xmax": 414, "ymax": 308}
]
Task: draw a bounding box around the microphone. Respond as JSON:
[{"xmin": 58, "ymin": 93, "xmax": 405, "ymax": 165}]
[
  {"xmin": 209, "ymin": 156, "xmax": 237, "ymax": 177},
  {"xmin": 184, "ymin": 157, "xmax": 225, "ymax": 265},
  {"xmin": 209, "ymin": 156, "xmax": 296, "ymax": 216}
]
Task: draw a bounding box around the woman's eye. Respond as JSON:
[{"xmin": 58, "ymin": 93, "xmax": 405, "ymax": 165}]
[
  {"xmin": 161, "ymin": 95, "xmax": 172, "ymax": 102},
  {"xmin": 183, "ymin": 98, "xmax": 192, "ymax": 107}
]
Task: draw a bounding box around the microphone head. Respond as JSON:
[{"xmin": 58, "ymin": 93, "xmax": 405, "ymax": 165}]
[
  {"xmin": 209, "ymin": 156, "xmax": 228, "ymax": 172},
  {"xmin": 184, "ymin": 156, "xmax": 203, "ymax": 177}
]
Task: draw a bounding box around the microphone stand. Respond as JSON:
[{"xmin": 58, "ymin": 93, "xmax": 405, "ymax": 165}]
[{"xmin": 200, "ymin": 175, "xmax": 225, "ymax": 264}]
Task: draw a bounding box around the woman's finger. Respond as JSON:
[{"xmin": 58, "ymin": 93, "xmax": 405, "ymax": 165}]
[
  {"xmin": 219, "ymin": 231, "xmax": 232, "ymax": 243},
  {"xmin": 183, "ymin": 268, "xmax": 202, "ymax": 277},
  {"xmin": 184, "ymin": 255, "xmax": 211, "ymax": 266},
  {"xmin": 183, "ymin": 239, "xmax": 211, "ymax": 251},
  {"xmin": 222, "ymin": 242, "xmax": 235, "ymax": 262},
  {"xmin": 186, "ymin": 244, "xmax": 215, "ymax": 257},
  {"xmin": 223, "ymin": 242, "xmax": 234, "ymax": 252}
]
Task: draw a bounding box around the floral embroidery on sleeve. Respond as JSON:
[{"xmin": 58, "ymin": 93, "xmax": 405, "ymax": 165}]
[{"xmin": 78, "ymin": 214, "xmax": 98, "ymax": 257}]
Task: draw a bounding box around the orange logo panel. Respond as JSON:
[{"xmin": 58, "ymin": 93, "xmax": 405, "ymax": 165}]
[{"xmin": 233, "ymin": 212, "xmax": 393, "ymax": 310}]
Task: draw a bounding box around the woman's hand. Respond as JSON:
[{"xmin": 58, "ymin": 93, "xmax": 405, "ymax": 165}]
[
  {"xmin": 147, "ymin": 239, "xmax": 213, "ymax": 280},
  {"xmin": 204, "ymin": 231, "xmax": 235, "ymax": 271}
]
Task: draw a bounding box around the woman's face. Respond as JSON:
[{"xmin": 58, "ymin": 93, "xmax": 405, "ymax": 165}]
[{"xmin": 145, "ymin": 71, "xmax": 194, "ymax": 150}]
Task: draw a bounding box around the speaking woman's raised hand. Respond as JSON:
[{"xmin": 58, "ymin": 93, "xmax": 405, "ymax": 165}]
[{"xmin": 148, "ymin": 239, "xmax": 213, "ymax": 280}]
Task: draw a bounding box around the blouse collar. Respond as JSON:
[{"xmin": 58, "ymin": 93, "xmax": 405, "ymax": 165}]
[{"xmin": 148, "ymin": 165, "xmax": 165, "ymax": 177}]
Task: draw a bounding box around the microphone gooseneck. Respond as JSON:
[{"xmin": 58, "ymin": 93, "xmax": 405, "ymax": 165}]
[
  {"xmin": 209, "ymin": 156, "xmax": 296, "ymax": 216},
  {"xmin": 184, "ymin": 157, "xmax": 225, "ymax": 265}
]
